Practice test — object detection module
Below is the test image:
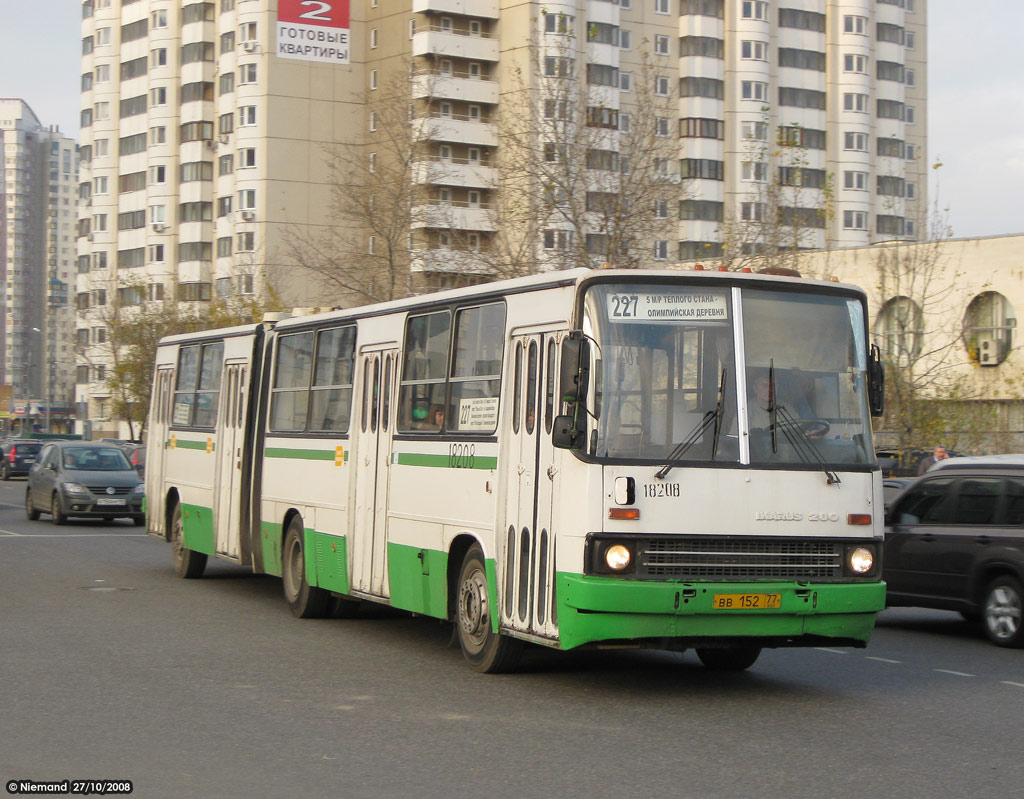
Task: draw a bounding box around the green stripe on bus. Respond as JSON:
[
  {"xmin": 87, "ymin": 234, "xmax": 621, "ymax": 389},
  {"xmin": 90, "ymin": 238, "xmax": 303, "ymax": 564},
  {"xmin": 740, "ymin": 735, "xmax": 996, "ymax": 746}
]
[
  {"xmin": 394, "ymin": 452, "xmax": 498, "ymax": 470},
  {"xmin": 181, "ymin": 502, "xmax": 214, "ymax": 555},
  {"xmin": 172, "ymin": 438, "xmax": 214, "ymax": 451},
  {"xmin": 265, "ymin": 447, "xmax": 348, "ymax": 462}
]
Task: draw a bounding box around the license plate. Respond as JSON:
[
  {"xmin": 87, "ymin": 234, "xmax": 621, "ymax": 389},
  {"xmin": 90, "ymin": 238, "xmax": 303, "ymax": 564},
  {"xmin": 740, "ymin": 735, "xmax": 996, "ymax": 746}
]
[
  {"xmin": 712, "ymin": 593, "xmax": 781, "ymax": 610},
  {"xmin": 24, "ymin": 458, "xmax": 34, "ymax": 463},
  {"xmin": 96, "ymin": 497, "xmax": 125, "ymax": 506}
]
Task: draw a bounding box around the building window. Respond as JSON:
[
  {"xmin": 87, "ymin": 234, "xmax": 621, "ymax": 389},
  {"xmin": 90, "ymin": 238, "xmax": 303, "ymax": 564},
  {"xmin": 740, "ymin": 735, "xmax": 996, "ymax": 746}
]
[
  {"xmin": 655, "ymin": 0, "xmax": 670, "ymax": 13},
  {"xmin": 741, "ymin": 40, "xmax": 767, "ymax": 60},
  {"xmin": 963, "ymin": 292, "xmax": 1016, "ymax": 366},
  {"xmin": 543, "ymin": 12, "xmax": 574, "ymax": 34},
  {"xmin": 619, "ymin": 71, "xmax": 631, "ymax": 92},
  {"xmin": 238, "ymin": 189, "xmax": 256, "ymax": 210},
  {"xmin": 150, "ymin": 87, "xmax": 168, "ymax": 106},
  {"xmin": 844, "ymin": 131, "xmax": 868, "ymax": 151},
  {"xmin": 238, "ymin": 105, "xmax": 257, "ymax": 126},
  {"xmin": 843, "ymin": 93, "xmax": 868, "ymax": 113},
  {"xmin": 238, "ymin": 147, "xmax": 256, "ymax": 168},
  {"xmin": 543, "ymin": 230, "xmax": 572, "ymax": 250},
  {"xmin": 741, "ymin": 1, "xmax": 768, "ymax": 21},
  {"xmin": 874, "ymin": 296, "xmax": 923, "ymax": 365},
  {"xmin": 741, "ymin": 81, "xmax": 768, "ymax": 101},
  {"xmin": 844, "ymin": 54, "xmax": 867, "ymax": 74},
  {"xmin": 844, "ymin": 15, "xmax": 867, "ymax": 35},
  {"xmin": 654, "ymin": 76, "xmax": 670, "ymax": 96},
  {"xmin": 654, "ymin": 35, "xmax": 669, "ymax": 55},
  {"xmin": 843, "ymin": 171, "xmax": 867, "ymax": 191},
  {"xmin": 653, "ymin": 240, "xmax": 668, "ymax": 261},
  {"xmin": 239, "ymin": 63, "xmax": 257, "ymax": 84},
  {"xmin": 741, "ymin": 161, "xmax": 767, "ymax": 182},
  {"xmin": 843, "ymin": 210, "xmax": 867, "ymax": 230}
]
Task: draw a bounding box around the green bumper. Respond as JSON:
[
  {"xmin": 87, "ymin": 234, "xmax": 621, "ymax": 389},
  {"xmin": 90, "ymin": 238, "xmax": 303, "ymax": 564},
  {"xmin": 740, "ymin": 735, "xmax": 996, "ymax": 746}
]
[{"xmin": 555, "ymin": 574, "xmax": 887, "ymax": 651}]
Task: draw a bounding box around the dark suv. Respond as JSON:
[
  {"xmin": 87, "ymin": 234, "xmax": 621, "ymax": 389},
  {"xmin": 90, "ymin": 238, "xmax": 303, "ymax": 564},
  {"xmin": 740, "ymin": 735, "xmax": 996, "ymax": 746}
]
[
  {"xmin": 884, "ymin": 456, "xmax": 1024, "ymax": 647},
  {"xmin": 0, "ymin": 439, "xmax": 43, "ymax": 480}
]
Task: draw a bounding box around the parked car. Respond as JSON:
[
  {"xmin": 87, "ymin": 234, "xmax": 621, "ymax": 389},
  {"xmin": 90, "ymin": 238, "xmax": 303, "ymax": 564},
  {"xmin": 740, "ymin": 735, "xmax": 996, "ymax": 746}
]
[
  {"xmin": 121, "ymin": 444, "xmax": 146, "ymax": 478},
  {"xmin": 26, "ymin": 441, "xmax": 145, "ymax": 526},
  {"xmin": 883, "ymin": 477, "xmax": 914, "ymax": 512},
  {"xmin": 883, "ymin": 455, "xmax": 1024, "ymax": 647},
  {"xmin": 0, "ymin": 439, "xmax": 43, "ymax": 480}
]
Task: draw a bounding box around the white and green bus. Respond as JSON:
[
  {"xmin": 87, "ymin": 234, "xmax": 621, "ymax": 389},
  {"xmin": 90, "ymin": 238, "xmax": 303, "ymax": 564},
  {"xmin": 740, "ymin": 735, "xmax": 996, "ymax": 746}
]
[{"xmin": 145, "ymin": 268, "xmax": 887, "ymax": 672}]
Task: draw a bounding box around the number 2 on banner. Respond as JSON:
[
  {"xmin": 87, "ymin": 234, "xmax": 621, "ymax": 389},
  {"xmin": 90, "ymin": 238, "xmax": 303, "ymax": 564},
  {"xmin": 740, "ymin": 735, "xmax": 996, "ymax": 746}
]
[{"xmin": 299, "ymin": 1, "xmax": 332, "ymax": 21}]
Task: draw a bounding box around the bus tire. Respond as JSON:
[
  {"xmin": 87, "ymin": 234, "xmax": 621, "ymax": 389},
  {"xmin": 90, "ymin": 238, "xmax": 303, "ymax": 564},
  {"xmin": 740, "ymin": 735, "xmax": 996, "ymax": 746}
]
[
  {"xmin": 330, "ymin": 595, "xmax": 361, "ymax": 618},
  {"xmin": 455, "ymin": 544, "xmax": 523, "ymax": 673},
  {"xmin": 171, "ymin": 501, "xmax": 207, "ymax": 579},
  {"xmin": 696, "ymin": 647, "xmax": 761, "ymax": 672},
  {"xmin": 282, "ymin": 517, "xmax": 330, "ymax": 619},
  {"xmin": 26, "ymin": 488, "xmax": 40, "ymax": 521}
]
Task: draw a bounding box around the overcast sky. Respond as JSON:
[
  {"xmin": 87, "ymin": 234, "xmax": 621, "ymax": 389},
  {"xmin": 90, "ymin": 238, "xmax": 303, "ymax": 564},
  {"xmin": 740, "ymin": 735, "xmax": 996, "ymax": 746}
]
[{"xmin": 1, "ymin": 0, "xmax": 1021, "ymax": 240}]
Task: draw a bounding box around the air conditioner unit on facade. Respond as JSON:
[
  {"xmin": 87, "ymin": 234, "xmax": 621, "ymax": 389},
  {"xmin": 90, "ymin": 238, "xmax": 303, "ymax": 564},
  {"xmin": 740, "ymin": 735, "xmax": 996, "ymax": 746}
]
[
  {"xmin": 240, "ymin": 210, "xmax": 256, "ymax": 221},
  {"xmin": 219, "ymin": 134, "xmax": 230, "ymax": 144},
  {"xmin": 204, "ymin": 139, "xmax": 216, "ymax": 149},
  {"xmin": 152, "ymin": 223, "xmax": 166, "ymax": 233},
  {"xmin": 242, "ymin": 41, "xmax": 259, "ymax": 52},
  {"xmin": 977, "ymin": 337, "xmax": 1001, "ymax": 367}
]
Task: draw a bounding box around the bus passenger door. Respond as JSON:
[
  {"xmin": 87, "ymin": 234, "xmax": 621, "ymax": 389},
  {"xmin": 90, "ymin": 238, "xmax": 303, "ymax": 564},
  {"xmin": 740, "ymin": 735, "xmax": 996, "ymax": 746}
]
[
  {"xmin": 214, "ymin": 362, "xmax": 247, "ymax": 559},
  {"xmin": 146, "ymin": 367, "xmax": 174, "ymax": 536},
  {"xmin": 352, "ymin": 347, "xmax": 397, "ymax": 597},
  {"xmin": 501, "ymin": 331, "xmax": 561, "ymax": 641}
]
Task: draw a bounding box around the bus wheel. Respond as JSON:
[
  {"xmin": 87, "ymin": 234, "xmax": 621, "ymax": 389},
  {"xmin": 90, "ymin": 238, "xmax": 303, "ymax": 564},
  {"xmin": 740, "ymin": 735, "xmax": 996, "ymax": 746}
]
[
  {"xmin": 171, "ymin": 501, "xmax": 206, "ymax": 579},
  {"xmin": 455, "ymin": 544, "xmax": 523, "ymax": 673},
  {"xmin": 696, "ymin": 647, "xmax": 761, "ymax": 671},
  {"xmin": 282, "ymin": 517, "xmax": 329, "ymax": 619},
  {"xmin": 330, "ymin": 595, "xmax": 361, "ymax": 618}
]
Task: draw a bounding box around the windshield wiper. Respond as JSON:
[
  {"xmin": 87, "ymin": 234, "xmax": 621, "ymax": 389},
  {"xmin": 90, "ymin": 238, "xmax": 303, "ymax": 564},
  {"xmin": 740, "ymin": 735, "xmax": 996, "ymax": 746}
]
[
  {"xmin": 656, "ymin": 369, "xmax": 727, "ymax": 480},
  {"xmin": 772, "ymin": 404, "xmax": 841, "ymax": 486}
]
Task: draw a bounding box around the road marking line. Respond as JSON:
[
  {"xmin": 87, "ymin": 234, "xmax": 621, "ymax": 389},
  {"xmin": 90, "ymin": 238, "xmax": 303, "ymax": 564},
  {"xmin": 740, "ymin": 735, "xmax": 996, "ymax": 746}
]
[
  {"xmin": 814, "ymin": 647, "xmax": 848, "ymax": 655},
  {"xmin": 1001, "ymin": 681, "xmax": 1024, "ymax": 689},
  {"xmin": 866, "ymin": 656, "xmax": 903, "ymax": 664},
  {"xmin": 933, "ymin": 669, "xmax": 975, "ymax": 677},
  {"xmin": 0, "ymin": 528, "xmax": 23, "ymax": 536},
  {"xmin": 0, "ymin": 533, "xmax": 148, "ymax": 538}
]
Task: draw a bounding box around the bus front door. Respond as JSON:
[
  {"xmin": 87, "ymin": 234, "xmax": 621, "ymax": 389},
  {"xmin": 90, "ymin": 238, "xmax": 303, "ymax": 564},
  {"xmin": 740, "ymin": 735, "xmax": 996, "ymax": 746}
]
[
  {"xmin": 147, "ymin": 367, "xmax": 174, "ymax": 537},
  {"xmin": 351, "ymin": 347, "xmax": 396, "ymax": 598},
  {"xmin": 501, "ymin": 332, "xmax": 560, "ymax": 641},
  {"xmin": 214, "ymin": 362, "xmax": 247, "ymax": 559}
]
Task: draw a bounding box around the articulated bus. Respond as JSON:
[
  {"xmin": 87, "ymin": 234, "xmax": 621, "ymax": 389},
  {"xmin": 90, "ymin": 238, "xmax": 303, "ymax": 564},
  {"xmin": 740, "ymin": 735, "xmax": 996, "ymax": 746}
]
[{"xmin": 145, "ymin": 267, "xmax": 887, "ymax": 672}]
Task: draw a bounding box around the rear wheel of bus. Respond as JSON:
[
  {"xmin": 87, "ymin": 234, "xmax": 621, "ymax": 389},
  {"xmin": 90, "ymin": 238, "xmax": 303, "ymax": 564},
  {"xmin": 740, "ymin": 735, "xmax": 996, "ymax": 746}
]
[
  {"xmin": 282, "ymin": 516, "xmax": 330, "ymax": 618},
  {"xmin": 696, "ymin": 647, "xmax": 761, "ymax": 671},
  {"xmin": 170, "ymin": 499, "xmax": 207, "ymax": 579},
  {"xmin": 455, "ymin": 544, "xmax": 523, "ymax": 673}
]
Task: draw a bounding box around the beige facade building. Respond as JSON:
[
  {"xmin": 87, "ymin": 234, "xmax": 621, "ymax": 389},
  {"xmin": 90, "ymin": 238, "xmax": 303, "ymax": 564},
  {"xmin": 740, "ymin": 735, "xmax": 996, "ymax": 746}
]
[
  {"xmin": 1, "ymin": 99, "xmax": 78, "ymax": 432},
  {"xmin": 77, "ymin": 0, "xmax": 927, "ymax": 437}
]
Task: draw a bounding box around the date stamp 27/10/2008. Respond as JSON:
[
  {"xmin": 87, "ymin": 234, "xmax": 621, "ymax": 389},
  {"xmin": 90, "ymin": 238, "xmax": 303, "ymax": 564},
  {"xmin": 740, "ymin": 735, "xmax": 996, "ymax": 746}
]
[{"xmin": 6, "ymin": 780, "xmax": 133, "ymax": 796}]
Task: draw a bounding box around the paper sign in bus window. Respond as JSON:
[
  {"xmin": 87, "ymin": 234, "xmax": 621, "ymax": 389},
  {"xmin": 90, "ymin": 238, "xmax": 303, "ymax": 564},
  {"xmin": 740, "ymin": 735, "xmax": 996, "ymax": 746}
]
[
  {"xmin": 457, "ymin": 397, "xmax": 499, "ymax": 431},
  {"xmin": 607, "ymin": 291, "xmax": 728, "ymax": 323}
]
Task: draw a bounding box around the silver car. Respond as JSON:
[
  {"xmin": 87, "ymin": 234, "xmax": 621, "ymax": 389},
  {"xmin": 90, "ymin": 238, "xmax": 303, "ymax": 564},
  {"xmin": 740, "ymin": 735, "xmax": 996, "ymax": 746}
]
[{"xmin": 26, "ymin": 442, "xmax": 145, "ymax": 525}]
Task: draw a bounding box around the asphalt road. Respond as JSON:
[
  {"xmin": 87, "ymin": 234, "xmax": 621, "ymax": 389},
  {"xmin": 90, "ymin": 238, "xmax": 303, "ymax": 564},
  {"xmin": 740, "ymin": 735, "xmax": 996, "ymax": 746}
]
[{"xmin": 1, "ymin": 478, "xmax": 1022, "ymax": 799}]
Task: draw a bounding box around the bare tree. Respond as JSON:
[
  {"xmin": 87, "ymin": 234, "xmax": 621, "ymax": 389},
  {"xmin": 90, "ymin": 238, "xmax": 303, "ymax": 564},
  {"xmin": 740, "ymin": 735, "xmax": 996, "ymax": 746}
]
[
  {"xmin": 487, "ymin": 30, "xmax": 681, "ymax": 274},
  {"xmin": 714, "ymin": 114, "xmax": 834, "ymax": 273}
]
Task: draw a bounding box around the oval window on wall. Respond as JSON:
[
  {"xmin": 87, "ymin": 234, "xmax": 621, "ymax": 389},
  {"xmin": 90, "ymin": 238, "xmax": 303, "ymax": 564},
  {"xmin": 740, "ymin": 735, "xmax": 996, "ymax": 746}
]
[
  {"xmin": 874, "ymin": 296, "xmax": 923, "ymax": 368},
  {"xmin": 963, "ymin": 291, "xmax": 1016, "ymax": 367}
]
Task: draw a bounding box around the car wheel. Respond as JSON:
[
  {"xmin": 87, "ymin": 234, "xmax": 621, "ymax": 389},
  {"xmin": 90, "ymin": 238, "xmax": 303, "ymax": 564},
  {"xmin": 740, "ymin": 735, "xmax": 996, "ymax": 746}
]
[
  {"xmin": 25, "ymin": 488, "xmax": 40, "ymax": 521},
  {"xmin": 170, "ymin": 501, "xmax": 206, "ymax": 579},
  {"xmin": 51, "ymin": 493, "xmax": 67, "ymax": 526},
  {"xmin": 983, "ymin": 576, "xmax": 1024, "ymax": 647},
  {"xmin": 282, "ymin": 517, "xmax": 330, "ymax": 618},
  {"xmin": 455, "ymin": 544, "xmax": 523, "ymax": 673},
  {"xmin": 696, "ymin": 647, "xmax": 762, "ymax": 671}
]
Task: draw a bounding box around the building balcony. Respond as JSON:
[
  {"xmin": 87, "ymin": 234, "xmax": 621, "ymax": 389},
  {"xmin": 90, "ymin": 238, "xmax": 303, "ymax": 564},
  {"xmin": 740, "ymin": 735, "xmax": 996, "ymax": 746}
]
[
  {"xmin": 411, "ymin": 0, "xmax": 499, "ymax": 19},
  {"xmin": 410, "ymin": 247, "xmax": 494, "ymax": 275},
  {"xmin": 411, "ymin": 202, "xmax": 497, "ymax": 231},
  {"xmin": 412, "ymin": 70, "xmax": 499, "ymax": 104},
  {"xmin": 411, "ymin": 158, "xmax": 497, "ymax": 189},
  {"xmin": 412, "ymin": 28, "xmax": 499, "ymax": 61},
  {"xmin": 412, "ymin": 115, "xmax": 498, "ymax": 147}
]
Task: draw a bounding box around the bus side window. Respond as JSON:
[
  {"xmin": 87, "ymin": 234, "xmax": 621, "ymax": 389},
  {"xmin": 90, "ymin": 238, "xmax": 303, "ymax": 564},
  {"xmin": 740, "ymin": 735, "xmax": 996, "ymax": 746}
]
[{"xmin": 545, "ymin": 338, "xmax": 556, "ymax": 433}]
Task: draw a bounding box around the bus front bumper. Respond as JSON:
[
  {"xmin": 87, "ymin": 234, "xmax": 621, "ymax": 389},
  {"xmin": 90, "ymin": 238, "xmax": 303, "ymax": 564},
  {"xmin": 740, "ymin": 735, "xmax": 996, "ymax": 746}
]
[{"xmin": 554, "ymin": 574, "xmax": 886, "ymax": 651}]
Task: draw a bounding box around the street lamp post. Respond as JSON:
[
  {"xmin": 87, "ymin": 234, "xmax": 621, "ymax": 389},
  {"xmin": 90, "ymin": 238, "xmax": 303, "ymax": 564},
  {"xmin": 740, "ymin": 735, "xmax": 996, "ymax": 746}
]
[{"xmin": 31, "ymin": 327, "xmax": 51, "ymax": 434}]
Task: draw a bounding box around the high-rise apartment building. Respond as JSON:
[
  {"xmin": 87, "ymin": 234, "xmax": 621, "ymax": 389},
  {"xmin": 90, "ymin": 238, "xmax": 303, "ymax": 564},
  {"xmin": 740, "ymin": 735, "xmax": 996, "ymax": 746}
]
[
  {"xmin": 78, "ymin": 0, "xmax": 925, "ymax": 438},
  {"xmin": 1, "ymin": 99, "xmax": 78, "ymax": 432}
]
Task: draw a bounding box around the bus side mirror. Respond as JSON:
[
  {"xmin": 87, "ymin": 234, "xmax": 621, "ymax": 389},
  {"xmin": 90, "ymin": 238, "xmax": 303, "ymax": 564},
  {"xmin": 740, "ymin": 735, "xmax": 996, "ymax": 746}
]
[
  {"xmin": 868, "ymin": 344, "xmax": 884, "ymax": 417},
  {"xmin": 554, "ymin": 332, "xmax": 592, "ymax": 451},
  {"xmin": 559, "ymin": 331, "xmax": 591, "ymax": 406}
]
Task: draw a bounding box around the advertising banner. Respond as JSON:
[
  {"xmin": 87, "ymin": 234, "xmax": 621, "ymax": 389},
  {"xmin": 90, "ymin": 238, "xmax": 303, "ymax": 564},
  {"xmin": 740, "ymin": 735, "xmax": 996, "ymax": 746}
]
[{"xmin": 277, "ymin": 0, "xmax": 351, "ymax": 64}]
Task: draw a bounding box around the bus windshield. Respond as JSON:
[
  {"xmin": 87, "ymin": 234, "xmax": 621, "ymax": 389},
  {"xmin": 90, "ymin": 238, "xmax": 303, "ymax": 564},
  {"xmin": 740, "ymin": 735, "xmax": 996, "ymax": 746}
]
[{"xmin": 582, "ymin": 282, "xmax": 874, "ymax": 468}]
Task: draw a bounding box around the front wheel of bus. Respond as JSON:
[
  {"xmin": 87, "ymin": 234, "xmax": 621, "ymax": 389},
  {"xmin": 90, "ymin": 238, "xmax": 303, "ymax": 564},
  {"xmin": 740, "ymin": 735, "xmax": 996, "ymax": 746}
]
[
  {"xmin": 282, "ymin": 517, "xmax": 329, "ymax": 619},
  {"xmin": 696, "ymin": 647, "xmax": 761, "ymax": 671},
  {"xmin": 171, "ymin": 501, "xmax": 207, "ymax": 579},
  {"xmin": 456, "ymin": 544, "xmax": 523, "ymax": 673}
]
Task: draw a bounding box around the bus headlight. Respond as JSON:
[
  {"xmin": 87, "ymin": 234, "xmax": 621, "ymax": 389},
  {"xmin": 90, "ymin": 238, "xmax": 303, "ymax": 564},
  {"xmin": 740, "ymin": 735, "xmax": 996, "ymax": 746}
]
[
  {"xmin": 605, "ymin": 544, "xmax": 632, "ymax": 572},
  {"xmin": 848, "ymin": 546, "xmax": 875, "ymax": 575}
]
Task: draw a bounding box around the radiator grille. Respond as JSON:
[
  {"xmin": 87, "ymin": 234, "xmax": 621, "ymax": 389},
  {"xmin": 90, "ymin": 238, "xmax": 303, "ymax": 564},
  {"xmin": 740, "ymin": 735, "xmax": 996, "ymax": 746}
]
[
  {"xmin": 87, "ymin": 485, "xmax": 132, "ymax": 496},
  {"xmin": 637, "ymin": 537, "xmax": 843, "ymax": 581}
]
